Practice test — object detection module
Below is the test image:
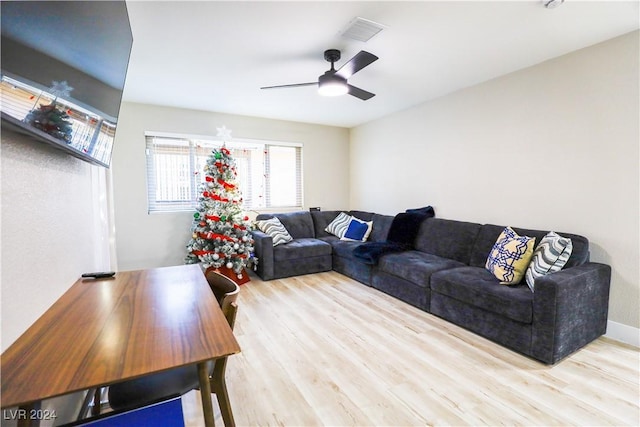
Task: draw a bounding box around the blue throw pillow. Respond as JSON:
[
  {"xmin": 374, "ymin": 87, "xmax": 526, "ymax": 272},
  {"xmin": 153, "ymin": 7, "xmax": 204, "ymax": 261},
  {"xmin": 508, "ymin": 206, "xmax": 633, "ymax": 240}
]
[{"xmin": 342, "ymin": 218, "xmax": 372, "ymax": 242}]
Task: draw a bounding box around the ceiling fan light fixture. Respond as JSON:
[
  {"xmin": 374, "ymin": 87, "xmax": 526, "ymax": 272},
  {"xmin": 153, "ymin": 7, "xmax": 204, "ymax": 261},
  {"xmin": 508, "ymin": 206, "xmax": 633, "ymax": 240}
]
[
  {"xmin": 318, "ymin": 74, "xmax": 348, "ymax": 96},
  {"xmin": 318, "ymin": 81, "xmax": 348, "ymax": 96},
  {"xmin": 261, "ymin": 49, "xmax": 376, "ymax": 100}
]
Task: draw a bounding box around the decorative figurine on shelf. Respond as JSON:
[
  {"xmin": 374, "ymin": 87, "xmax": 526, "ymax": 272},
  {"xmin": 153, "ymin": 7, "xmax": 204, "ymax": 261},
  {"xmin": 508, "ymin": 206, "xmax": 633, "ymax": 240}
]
[
  {"xmin": 185, "ymin": 126, "xmax": 256, "ymax": 285},
  {"xmin": 24, "ymin": 80, "xmax": 74, "ymax": 143}
]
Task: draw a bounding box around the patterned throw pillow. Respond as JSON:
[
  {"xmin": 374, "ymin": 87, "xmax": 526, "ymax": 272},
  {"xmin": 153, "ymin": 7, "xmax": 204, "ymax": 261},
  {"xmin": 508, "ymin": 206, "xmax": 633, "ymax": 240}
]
[
  {"xmin": 341, "ymin": 217, "xmax": 373, "ymax": 242},
  {"xmin": 525, "ymin": 231, "xmax": 573, "ymax": 292},
  {"xmin": 485, "ymin": 227, "xmax": 536, "ymax": 285},
  {"xmin": 255, "ymin": 217, "xmax": 293, "ymax": 246},
  {"xmin": 325, "ymin": 212, "xmax": 352, "ymax": 238}
]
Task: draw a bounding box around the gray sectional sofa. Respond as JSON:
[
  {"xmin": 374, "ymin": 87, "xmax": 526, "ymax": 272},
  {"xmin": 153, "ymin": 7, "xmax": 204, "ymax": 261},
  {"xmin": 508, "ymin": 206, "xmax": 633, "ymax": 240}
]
[{"xmin": 250, "ymin": 210, "xmax": 611, "ymax": 364}]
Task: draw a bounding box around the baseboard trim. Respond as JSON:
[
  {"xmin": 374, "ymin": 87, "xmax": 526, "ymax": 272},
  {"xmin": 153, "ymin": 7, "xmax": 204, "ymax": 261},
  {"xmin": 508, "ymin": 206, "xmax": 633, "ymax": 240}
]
[{"xmin": 605, "ymin": 320, "xmax": 640, "ymax": 348}]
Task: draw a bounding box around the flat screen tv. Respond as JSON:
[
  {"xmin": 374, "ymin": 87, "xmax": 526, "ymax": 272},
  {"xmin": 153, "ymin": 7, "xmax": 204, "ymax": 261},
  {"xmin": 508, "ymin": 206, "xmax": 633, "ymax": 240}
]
[{"xmin": 1, "ymin": 1, "xmax": 133, "ymax": 168}]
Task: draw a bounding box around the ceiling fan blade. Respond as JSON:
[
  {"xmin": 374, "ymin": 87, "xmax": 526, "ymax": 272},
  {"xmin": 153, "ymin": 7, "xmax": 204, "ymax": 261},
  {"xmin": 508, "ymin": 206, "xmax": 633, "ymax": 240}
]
[
  {"xmin": 335, "ymin": 51, "xmax": 379, "ymax": 79},
  {"xmin": 348, "ymin": 84, "xmax": 375, "ymax": 101},
  {"xmin": 260, "ymin": 82, "xmax": 317, "ymax": 90}
]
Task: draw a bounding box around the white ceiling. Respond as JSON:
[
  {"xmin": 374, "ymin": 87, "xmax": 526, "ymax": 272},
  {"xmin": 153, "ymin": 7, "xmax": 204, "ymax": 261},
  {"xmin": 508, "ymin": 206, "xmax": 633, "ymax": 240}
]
[{"xmin": 123, "ymin": 1, "xmax": 639, "ymax": 128}]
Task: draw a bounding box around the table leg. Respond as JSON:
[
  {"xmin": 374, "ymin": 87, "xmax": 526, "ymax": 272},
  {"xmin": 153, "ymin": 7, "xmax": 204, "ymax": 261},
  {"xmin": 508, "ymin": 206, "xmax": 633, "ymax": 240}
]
[
  {"xmin": 198, "ymin": 361, "xmax": 215, "ymax": 427},
  {"xmin": 17, "ymin": 402, "xmax": 40, "ymax": 427},
  {"xmin": 92, "ymin": 387, "xmax": 102, "ymax": 415}
]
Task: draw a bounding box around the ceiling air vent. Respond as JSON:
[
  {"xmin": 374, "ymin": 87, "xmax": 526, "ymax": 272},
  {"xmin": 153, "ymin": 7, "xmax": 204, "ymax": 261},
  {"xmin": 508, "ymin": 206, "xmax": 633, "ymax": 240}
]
[{"xmin": 340, "ymin": 17, "xmax": 386, "ymax": 42}]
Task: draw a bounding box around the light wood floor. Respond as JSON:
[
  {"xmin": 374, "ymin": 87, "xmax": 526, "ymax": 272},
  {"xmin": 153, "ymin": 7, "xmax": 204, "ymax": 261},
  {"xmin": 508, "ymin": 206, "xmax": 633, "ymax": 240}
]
[{"xmin": 182, "ymin": 271, "xmax": 640, "ymax": 426}]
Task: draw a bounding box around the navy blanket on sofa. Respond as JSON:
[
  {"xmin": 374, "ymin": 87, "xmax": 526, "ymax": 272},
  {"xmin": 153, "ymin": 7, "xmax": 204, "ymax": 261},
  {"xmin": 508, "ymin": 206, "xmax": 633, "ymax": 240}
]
[{"xmin": 353, "ymin": 206, "xmax": 434, "ymax": 265}]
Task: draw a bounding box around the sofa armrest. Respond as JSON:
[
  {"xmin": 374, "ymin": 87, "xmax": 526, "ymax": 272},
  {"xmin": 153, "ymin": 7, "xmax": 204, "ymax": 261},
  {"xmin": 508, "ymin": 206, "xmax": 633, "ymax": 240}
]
[
  {"xmin": 251, "ymin": 230, "xmax": 275, "ymax": 280},
  {"xmin": 531, "ymin": 262, "xmax": 611, "ymax": 364}
]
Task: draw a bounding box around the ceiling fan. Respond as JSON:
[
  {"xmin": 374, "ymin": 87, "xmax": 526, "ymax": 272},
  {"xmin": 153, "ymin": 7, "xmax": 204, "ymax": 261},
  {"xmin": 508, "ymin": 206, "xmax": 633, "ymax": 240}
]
[{"xmin": 260, "ymin": 49, "xmax": 379, "ymax": 100}]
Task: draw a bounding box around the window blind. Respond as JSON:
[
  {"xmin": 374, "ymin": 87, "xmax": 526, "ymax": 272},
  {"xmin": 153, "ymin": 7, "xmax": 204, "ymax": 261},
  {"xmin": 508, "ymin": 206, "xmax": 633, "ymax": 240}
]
[
  {"xmin": 265, "ymin": 145, "xmax": 303, "ymax": 208},
  {"xmin": 145, "ymin": 133, "xmax": 303, "ymax": 213},
  {"xmin": 146, "ymin": 136, "xmax": 194, "ymax": 212},
  {"xmin": 0, "ymin": 76, "xmax": 45, "ymax": 120}
]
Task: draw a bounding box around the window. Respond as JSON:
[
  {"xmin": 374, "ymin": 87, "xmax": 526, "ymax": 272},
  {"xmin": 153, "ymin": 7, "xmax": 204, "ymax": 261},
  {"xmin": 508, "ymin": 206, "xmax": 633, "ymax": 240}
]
[{"xmin": 145, "ymin": 132, "xmax": 303, "ymax": 213}]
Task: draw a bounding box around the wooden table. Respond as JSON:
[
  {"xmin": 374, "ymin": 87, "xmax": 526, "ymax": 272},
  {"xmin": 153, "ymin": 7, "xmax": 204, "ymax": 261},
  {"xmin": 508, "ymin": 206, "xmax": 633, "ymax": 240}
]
[{"xmin": 1, "ymin": 264, "xmax": 240, "ymax": 426}]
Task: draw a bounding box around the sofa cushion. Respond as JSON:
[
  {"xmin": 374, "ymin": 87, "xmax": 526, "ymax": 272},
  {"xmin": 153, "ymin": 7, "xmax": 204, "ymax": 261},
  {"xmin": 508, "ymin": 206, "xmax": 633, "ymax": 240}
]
[
  {"xmin": 348, "ymin": 210, "xmax": 375, "ymax": 221},
  {"xmin": 276, "ymin": 211, "xmax": 315, "ymax": 239},
  {"xmin": 256, "ymin": 211, "xmax": 315, "ymax": 239},
  {"xmin": 311, "ymin": 211, "xmax": 342, "ymax": 238},
  {"xmin": 470, "ymin": 224, "xmax": 589, "ymax": 269},
  {"xmin": 369, "ymin": 214, "xmax": 394, "ymax": 242},
  {"xmin": 431, "ymin": 266, "xmax": 534, "ymax": 324},
  {"xmin": 485, "ymin": 227, "xmax": 535, "ymax": 285},
  {"xmin": 414, "ymin": 218, "xmax": 481, "ymax": 264},
  {"xmin": 273, "ymin": 238, "xmax": 332, "ymax": 261},
  {"xmin": 317, "ymin": 235, "xmax": 339, "ymax": 244},
  {"xmin": 525, "ymin": 231, "xmax": 573, "ymax": 292},
  {"xmin": 330, "ymin": 239, "xmax": 363, "ymax": 258},
  {"xmin": 378, "ymin": 251, "xmax": 465, "ymax": 288},
  {"xmin": 255, "ymin": 217, "xmax": 293, "ymax": 246}
]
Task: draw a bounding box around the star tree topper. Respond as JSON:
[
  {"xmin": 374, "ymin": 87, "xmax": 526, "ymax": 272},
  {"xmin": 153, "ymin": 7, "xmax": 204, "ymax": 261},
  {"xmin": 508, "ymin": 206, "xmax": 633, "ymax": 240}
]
[
  {"xmin": 49, "ymin": 80, "xmax": 74, "ymax": 99},
  {"xmin": 216, "ymin": 125, "xmax": 232, "ymax": 142}
]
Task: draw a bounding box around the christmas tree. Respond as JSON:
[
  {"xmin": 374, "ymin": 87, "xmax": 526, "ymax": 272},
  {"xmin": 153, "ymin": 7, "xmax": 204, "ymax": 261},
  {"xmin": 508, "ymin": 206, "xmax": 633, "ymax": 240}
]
[
  {"xmin": 25, "ymin": 102, "xmax": 73, "ymax": 143},
  {"xmin": 25, "ymin": 80, "xmax": 75, "ymax": 143},
  {"xmin": 185, "ymin": 128, "xmax": 255, "ymax": 282}
]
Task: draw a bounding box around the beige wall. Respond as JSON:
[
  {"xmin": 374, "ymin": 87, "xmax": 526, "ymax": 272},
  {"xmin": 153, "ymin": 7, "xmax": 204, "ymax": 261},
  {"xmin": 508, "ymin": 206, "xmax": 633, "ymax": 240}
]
[
  {"xmin": 351, "ymin": 32, "xmax": 639, "ymax": 332},
  {"xmin": 1, "ymin": 132, "xmax": 112, "ymax": 351},
  {"xmin": 111, "ymin": 103, "xmax": 350, "ymax": 271}
]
